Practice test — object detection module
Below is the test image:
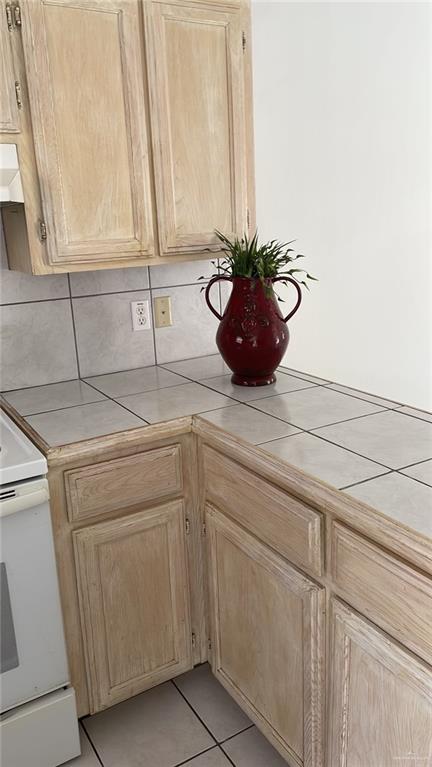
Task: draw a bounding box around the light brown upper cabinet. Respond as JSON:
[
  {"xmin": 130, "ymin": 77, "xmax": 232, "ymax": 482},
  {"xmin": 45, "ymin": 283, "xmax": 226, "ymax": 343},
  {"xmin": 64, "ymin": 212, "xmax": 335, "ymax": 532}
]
[
  {"xmin": 145, "ymin": 0, "xmax": 252, "ymax": 256},
  {"xmin": 207, "ymin": 506, "xmax": 325, "ymax": 767},
  {"xmin": 0, "ymin": 0, "xmax": 21, "ymax": 133},
  {"xmin": 1, "ymin": 0, "xmax": 254, "ymax": 274},
  {"xmin": 18, "ymin": 0, "xmax": 154, "ymax": 266}
]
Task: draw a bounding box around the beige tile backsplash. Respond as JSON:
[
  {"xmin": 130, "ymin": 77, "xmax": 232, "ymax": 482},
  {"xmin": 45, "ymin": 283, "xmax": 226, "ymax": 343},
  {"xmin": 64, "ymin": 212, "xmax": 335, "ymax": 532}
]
[{"xmin": 0, "ymin": 225, "xmax": 222, "ymax": 390}]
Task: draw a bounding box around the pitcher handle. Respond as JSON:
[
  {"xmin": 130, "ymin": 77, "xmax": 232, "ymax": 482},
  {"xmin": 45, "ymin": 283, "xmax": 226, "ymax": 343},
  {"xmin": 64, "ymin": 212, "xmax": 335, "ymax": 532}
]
[
  {"xmin": 205, "ymin": 276, "xmax": 232, "ymax": 321},
  {"xmin": 272, "ymin": 277, "xmax": 302, "ymax": 323}
]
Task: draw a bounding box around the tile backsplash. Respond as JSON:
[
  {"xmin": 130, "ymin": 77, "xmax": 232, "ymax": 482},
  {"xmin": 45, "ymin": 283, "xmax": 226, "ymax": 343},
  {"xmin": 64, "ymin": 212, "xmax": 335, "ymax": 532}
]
[{"xmin": 0, "ymin": 223, "xmax": 222, "ymax": 391}]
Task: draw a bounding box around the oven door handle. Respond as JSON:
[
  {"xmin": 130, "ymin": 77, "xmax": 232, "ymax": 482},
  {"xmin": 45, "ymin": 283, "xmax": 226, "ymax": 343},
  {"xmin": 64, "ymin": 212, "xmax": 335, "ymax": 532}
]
[{"xmin": 0, "ymin": 481, "xmax": 49, "ymax": 518}]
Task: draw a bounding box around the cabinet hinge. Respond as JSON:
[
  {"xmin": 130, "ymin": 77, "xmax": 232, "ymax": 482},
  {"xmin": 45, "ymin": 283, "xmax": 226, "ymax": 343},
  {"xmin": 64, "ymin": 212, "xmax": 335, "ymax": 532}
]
[
  {"xmin": 14, "ymin": 81, "xmax": 22, "ymax": 109},
  {"xmin": 202, "ymin": 521, "xmax": 206, "ymax": 537},
  {"xmin": 5, "ymin": 2, "xmax": 13, "ymax": 30},
  {"xmin": 191, "ymin": 632, "xmax": 196, "ymax": 649},
  {"xmin": 208, "ymin": 638, "xmax": 212, "ymax": 651},
  {"xmin": 38, "ymin": 220, "xmax": 48, "ymax": 242},
  {"xmin": 242, "ymin": 31, "xmax": 246, "ymax": 51},
  {"xmin": 13, "ymin": 2, "xmax": 21, "ymax": 27},
  {"xmin": 185, "ymin": 517, "xmax": 191, "ymax": 535}
]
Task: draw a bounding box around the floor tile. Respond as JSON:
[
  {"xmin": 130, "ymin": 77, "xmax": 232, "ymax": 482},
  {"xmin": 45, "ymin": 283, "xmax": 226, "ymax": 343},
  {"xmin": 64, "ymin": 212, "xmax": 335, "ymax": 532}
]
[
  {"xmin": 261, "ymin": 432, "xmax": 388, "ymax": 489},
  {"xmin": 397, "ymin": 406, "xmax": 432, "ymax": 423},
  {"xmin": 222, "ymin": 726, "xmax": 288, "ymax": 767},
  {"xmin": 85, "ymin": 366, "xmax": 187, "ymax": 398},
  {"xmin": 26, "ymin": 400, "xmax": 145, "ymax": 446},
  {"xmin": 250, "ymin": 387, "xmax": 383, "ymax": 431},
  {"xmin": 313, "ymin": 410, "xmax": 432, "ymax": 469},
  {"xmin": 279, "ymin": 366, "xmax": 331, "ymax": 385},
  {"xmin": 202, "ymin": 372, "xmax": 316, "ymax": 403},
  {"xmin": 161, "ymin": 355, "xmax": 231, "ymax": 381},
  {"xmin": 65, "ymin": 725, "xmax": 100, "ymax": 766},
  {"xmin": 199, "ymin": 404, "xmax": 300, "ymax": 445},
  {"xmin": 182, "ymin": 747, "xmax": 232, "ymax": 766},
  {"xmin": 83, "ymin": 682, "xmax": 214, "ymax": 767},
  {"xmin": 175, "ymin": 664, "xmax": 251, "ymax": 743},
  {"xmin": 118, "ymin": 383, "xmax": 235, "ymax": 424},
  {"xmin": 345, "ymin": 472, "xmax": 432, "ymax": 538},
  {"xmin": 2, "ymin": 380, "xmax": 106, "ymax": 416},
  {"xmin": 400, "ymin": 459, "xmax": 432, "ymax": 486},
  {"xmin": 325, "ymin": 383, "xmax": 400, "ymax": 408}
]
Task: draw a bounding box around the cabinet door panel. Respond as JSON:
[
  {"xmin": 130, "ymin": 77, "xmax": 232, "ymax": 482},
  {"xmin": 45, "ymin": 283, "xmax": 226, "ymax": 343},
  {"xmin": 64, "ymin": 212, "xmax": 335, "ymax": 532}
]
[
  {"xmin": 74, "ymin": 501, "xmax": 192, "ymax": 712},
  {"xmin": 207, "ymin": 505, "xmax": 324, "ymax": 767},
  {"xmin": 0, "ymin": 1, "xmax": 20, "ymax": 133},
  {"xmin": 21, "ymin": 0, "xmax": 154, "ymax": 263},
  {"xmin": 329, "ymin": 599, "xmax": 432, "ymax": 767},
  {"xmin": 146, "ymin": 0, "xmax": 250, "ymax": 255}
]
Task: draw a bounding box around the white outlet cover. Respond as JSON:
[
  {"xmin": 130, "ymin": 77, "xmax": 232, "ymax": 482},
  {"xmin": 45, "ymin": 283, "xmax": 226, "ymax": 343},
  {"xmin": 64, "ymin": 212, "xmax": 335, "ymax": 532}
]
[{"xmin": 131, "ymin": 300, "xmax": 152, "ymax": 331}]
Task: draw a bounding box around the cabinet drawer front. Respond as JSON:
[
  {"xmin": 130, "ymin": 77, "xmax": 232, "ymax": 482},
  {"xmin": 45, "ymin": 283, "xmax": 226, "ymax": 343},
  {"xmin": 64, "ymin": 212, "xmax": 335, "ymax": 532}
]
[
  {"xmin": 203, "ymin": 446, "xmax": 323, "ymax": 577},
  {"xmin": 331, "ymin": 523, "xmax": 432, "ymax": 664},
  {"xmin": 73, "ymin": 501, "xmax": 193, "ymax": 711},
  {"xmin": 66, "ymin": 445, "xmax": 182, "ymax": 522}
]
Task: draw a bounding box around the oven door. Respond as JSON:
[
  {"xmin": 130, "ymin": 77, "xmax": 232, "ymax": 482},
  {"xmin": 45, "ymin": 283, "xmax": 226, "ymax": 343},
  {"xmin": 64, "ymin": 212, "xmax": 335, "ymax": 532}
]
[{"xmin": 0, "ymin": 478, "xmax": 69, "ymax": 713}]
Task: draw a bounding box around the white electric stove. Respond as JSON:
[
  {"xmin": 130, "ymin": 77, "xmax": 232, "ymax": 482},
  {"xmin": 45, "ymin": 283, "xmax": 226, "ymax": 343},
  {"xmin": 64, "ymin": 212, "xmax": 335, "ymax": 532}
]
[{"xmin": 0, "ymin": 410, "xmax": 80, "ymax": 767}]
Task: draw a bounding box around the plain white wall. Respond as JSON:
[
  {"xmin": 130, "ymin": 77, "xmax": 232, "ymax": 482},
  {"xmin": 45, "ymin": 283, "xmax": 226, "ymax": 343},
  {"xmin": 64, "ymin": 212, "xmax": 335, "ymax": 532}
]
[{"xmin": 252, "ymin": 1, "xmax": 432, "ymax": 410}]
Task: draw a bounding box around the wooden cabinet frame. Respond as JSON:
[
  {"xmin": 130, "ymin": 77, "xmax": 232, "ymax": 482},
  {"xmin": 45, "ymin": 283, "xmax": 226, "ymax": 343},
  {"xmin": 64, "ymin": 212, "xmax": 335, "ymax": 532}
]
[{"xmin": 4, "ymin": 404, "xmax": 431, "ymax": 763}]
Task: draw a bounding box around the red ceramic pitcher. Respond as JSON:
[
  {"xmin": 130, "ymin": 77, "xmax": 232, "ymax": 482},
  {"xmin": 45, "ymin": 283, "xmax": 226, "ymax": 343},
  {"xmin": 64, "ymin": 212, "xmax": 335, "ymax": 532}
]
[{"xmin": 205, "ymin": 276, "xmax": 302, "ymax": 386}]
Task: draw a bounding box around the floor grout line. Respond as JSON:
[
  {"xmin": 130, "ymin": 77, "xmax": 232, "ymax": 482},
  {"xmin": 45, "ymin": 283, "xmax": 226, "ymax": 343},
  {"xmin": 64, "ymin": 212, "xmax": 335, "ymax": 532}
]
[
  {"xmin": 171, "ymin": 679, "xmax": 218, "ymax": 747},
  {"xmin": 79, "ymin": 720, "xmax": 105, "ymax": 767},
  {"xmin": 172, "ymin": 744, "xmax": 220, "ymax": 767}
]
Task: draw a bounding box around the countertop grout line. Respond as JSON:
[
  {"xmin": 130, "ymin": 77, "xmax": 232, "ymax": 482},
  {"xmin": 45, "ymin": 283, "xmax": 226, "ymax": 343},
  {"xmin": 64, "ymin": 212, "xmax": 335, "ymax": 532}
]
[
  {"xmin": 338, "ymin": 470, "xmax": 394, "ymax": 492},
  {"xmin": 249, "ymin": 412, "xmax": 395, "ymax": 470},
  {"xmin": 394, "ymin": 469, "xmax": 432, "ymax": 490}
]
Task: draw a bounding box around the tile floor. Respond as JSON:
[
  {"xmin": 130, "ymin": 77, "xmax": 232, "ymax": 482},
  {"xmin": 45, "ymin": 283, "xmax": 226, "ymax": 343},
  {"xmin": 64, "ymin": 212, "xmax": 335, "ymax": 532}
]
[{"xmin": 67, "ymin": 664, "xmax": 287, "ymax": 767}]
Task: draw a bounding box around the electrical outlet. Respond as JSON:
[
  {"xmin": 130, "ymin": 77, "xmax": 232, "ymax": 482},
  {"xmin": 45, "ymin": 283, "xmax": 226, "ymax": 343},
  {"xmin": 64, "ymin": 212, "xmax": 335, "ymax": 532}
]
[
  {"xmin": 154, "ymin": 296, "xmax": 173, "ymax": 328},
  {"xmin": 131, "ymin": 300, "xmax": 151, "ymax": 331}
]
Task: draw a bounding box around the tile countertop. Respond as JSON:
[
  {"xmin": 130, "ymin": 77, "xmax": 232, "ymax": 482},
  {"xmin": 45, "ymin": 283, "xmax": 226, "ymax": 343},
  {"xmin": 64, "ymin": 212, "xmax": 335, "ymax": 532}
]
[{"xmin": 2, "ymin": 354, "xmax": 432, "ymax": 541}]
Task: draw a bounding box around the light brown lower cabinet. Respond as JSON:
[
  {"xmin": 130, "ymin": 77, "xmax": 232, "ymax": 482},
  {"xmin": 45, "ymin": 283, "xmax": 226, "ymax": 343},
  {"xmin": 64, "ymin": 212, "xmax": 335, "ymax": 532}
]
[
  {"xmin": 73, "ymin": 499, "xmax": 193, "ymax": 712},
  {"xmin": 206, "ymin": 505, "xmax": 325, "ymax": 767},
  {"xmin": 328, "ymin": 599, "xmax": 432, "ymax": 767}
]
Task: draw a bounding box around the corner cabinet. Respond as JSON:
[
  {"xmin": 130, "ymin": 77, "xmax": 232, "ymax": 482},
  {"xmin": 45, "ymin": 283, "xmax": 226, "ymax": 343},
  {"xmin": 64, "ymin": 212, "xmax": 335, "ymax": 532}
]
[
  {"xmin": 206, "ymin": 506, "xmax": 325, "ymax": 767},
  {"xmin": 73, "ymin": 500, "xmax": 193, "ymax": 711},
  {"xmin": 1, "ymin": 0, "xmax": 255, "ymax": 274}
]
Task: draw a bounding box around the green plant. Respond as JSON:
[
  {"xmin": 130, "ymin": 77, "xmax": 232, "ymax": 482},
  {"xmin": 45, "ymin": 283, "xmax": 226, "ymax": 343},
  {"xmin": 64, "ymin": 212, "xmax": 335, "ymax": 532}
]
[{"xmin": 199, "ymin": 230, "xmax": 317, "ymax": 292}]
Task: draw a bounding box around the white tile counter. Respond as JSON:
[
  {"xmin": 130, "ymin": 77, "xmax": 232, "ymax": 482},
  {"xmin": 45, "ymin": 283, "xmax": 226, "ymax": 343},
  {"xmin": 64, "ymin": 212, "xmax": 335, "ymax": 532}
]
[{"xmin": 2, "ymin": 354, "xmax": 432, "ymax": 539}]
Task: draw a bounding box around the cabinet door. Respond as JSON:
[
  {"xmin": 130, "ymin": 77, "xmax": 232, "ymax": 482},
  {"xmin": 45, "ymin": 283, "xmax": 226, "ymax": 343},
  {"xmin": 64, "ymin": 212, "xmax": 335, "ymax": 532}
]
[
  {"xmin": 20, "ymin": 0, "xmax": 154, "ymax": 264},
  {"xmin": 207, "ymin": 505, "xmax": 325, "ymax": 767},
  {"xmin": 328, "ymin": 599, "xmax": 432, "ymax": 767},
  {"xmin": 73, "ymin": 501, "xmax": 192, "ymax": 712},
  {"xmin": 0, "ymin": 0, "xmax": 20, "ymax": 133},
  {"xmin": 145, "ymin": 0, "xmax": 251, "ymax": 256}
]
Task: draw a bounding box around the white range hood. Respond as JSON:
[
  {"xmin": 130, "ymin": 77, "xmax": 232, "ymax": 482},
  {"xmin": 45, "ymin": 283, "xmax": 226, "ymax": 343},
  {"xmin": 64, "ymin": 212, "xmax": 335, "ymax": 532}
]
[{"xmin": 0, "ymin": 144, "xmax": 24, "ymax": 203}]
